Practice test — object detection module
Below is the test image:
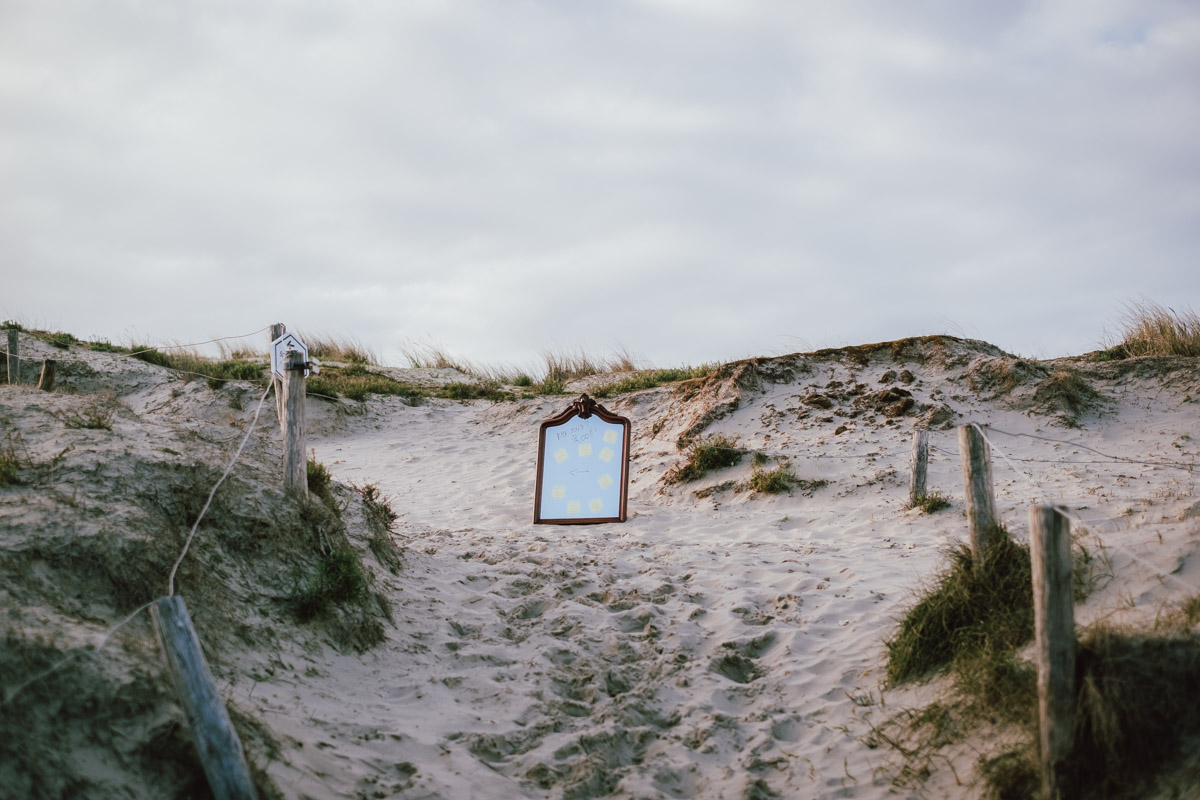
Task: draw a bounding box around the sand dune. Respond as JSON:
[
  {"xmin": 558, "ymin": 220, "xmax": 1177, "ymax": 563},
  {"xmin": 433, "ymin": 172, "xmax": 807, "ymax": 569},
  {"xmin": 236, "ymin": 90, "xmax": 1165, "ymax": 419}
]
[{"xmin": 2, "ymin": 332, "xmax": 1198, "ymax": 798}]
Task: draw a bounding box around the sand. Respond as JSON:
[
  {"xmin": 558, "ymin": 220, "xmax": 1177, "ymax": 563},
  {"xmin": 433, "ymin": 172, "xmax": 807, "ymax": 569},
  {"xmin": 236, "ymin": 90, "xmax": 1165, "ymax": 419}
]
[{"xmin": 2, "ymin": 332, "xmax": 1198, "ymax": 799}]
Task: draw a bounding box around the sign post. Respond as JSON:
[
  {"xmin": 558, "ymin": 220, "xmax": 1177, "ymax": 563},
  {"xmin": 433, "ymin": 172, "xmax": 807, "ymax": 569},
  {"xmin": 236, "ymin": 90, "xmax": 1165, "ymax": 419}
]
[
  {"xmin": 534, "ymin": 394, "xmax": 631, "ymax": 524},
  {"xmin": 270, "ymin": 332, "xmax": 309, "ymax": 380}
]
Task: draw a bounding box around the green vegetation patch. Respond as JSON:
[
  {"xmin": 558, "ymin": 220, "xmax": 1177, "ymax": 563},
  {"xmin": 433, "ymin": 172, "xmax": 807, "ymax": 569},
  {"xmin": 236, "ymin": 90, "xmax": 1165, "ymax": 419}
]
[
  {"xmin": 284, "ymin": 497, "xmax": 388, "ymax": 652},
  {"xmin": 307, "ymin": 364, "xmax": 512, "ymax": 404},
  {"xmin": 744, "ymin": 464, "xmax": 801, "ymax": 495},
  {"xmin": 665, "ymin": 435, "xmax": 743, "ymax": 484},
  {"xmin": 58, "ymin": 395, "xmax": 118, "ymax": 431},
  {"xmin": 205, "ymin": 360, "xmax": 266, "ymax": 389},
  {"xmin": 0, "ymin": 431, "xmax": 28, "ymax": 487},
  {"xmin": 291, "ymin": 549, "xmax": 368, "ymax": 620},
  {"xmin": 731, "ymin": 454, "xmax": 829, "ymax": 497},
  {"xmin": 886, "ymin": 534, "xmax": 1034, "ymax": 686},
  {"xmin": 84, "ymin": 339, "xmax": 129, "ymax": 354},
  {"xmin": 305, "ymin": 367, "xmax": 423, "ymax": 403},
  {"xmin": 971, "ymin": 624, "xmax": 1200, "ymax": 800},
  {"xmin": 441, "ymin": 381, "xmax": 512, "ymax": 402},
  {"xmin": 128, "ymin": 346, "xmax": 268, "ymax": 388},
  {"xmin": 1089, "ymin": 346, "xmax": 1128, "ymax": 363},
  {"xmin": 1063, "ymin": 626, "xmax": 1200, "ymax": 798},
  {"xmin": 912, "ymin": 491, "xmax": 951, "ymax": 513},
  {"xmin": 978, "ymin": 748, "xmax": 1040, "ymax": 800},
  {"xmin": 306, "ymin": 457, "xmax": 335, "ymax": 509},
  {"xmin": 360, "ymin": 484, "xmax": 402, "ymax": 574},
  {"xmin": 46, "ymin": 331, "xmax": 78, "ymax": 349},
  {"xmin": 129, "ymin": 346, "xmax": 174, "ymax": 369},
  {"xmin": 1031, "ymin": 369, "xmax": 1104, "ymax": 427},
  {"xmin": 592, "ymin": 366, "xmax": 716, "ymax": 399}
]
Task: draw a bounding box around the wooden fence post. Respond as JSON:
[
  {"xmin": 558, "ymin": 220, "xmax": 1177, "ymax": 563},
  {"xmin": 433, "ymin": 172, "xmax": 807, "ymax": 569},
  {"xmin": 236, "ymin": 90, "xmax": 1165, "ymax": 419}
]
[
  {"xmin": 909, "ymin": 429, "xmax": 929, "ymax": 506},
  {"xmin": 1030, "ymin": 505, "xmax": 1075, "ymax": 800},
  {"xmin": 151, "ymin": 595, "xmax": 258, "ymax": 800},
  {"xmin": 269, "ymin": 323, "xmax": 286, "ymax": 430},
  {"xmin": 37, "ymin": 359, "xmax": 56, "ymax": 392},
  {"xmin": 6, "ymin": 329, "xmax": 18, "ymax": 384},
  {"xmin": 282, "ymin": 350, "xmax": 307, "ymax": 496},
  {"xmin": 958, "ymin": 424, "xmax": 998, "ymax": 562}
]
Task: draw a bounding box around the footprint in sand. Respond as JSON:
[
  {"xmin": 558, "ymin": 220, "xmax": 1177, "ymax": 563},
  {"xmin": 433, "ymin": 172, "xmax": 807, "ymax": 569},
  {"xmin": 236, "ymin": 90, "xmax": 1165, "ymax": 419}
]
[{"xmin": 710, "ymin": 634, "xmax": 777, "ymax": 684}]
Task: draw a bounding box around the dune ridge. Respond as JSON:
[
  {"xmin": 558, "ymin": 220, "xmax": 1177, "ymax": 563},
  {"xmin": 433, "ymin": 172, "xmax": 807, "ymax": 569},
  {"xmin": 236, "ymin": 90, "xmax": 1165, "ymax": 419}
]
[{"xmin": 2, "ymin": 331, "xmax": 1198, "ymax": 798}]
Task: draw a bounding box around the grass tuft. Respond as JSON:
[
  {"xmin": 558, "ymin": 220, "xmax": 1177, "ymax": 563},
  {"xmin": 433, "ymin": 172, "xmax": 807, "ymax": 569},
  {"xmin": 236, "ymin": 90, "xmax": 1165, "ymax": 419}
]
[
  {"xmin": 442, "ymin": 381, "xmax": 512, "ymax": 402},
  {"xmin": 871, "ymin": 532, "xmax": 1110, "ymax": 796},
  {"xmin": 886, "ymin": 534, "xmax": 1033, "ymax": 686},
  {"xmin": 1061, "ymin": 626, "xmax": 1200, "ymax": 798},
  {"xmin": 204, "ymin": 360, "xmax": 266, "ymax": 390},
  {"xmin": 300, "ymin": 334, "xmax": 379, "ymax": 365},
  {"xmin": 360, "ymin": 484, "xmax": 402, "ymax": 574},
  {"xmin": 84, "ymin": 338, "xmax": 129, "ymax": 353},
  {"xmin": 306, "ymin": 369, "xmax": 419, "ymax": 404},
  {"xmin": 306, "ymin": 456, "xmax": 336, "ymax": 510},
  {"xmin": 533, "ymin": 346, "xmax": 656, "ymax": 394},
  {"xmin": 284, "ymin": 490, "xmax": 389, "ymax": 652},
  {"xmin": 664, "ymin": 435, "xmax": 743, "ymax": 484},
  {"xmin": 1031, "ymin": 369, "xmax": 1104, "ymax": 427},
  {"xmin": 130, "ymin": 346, "xmax": 173, "ymax": 369},
  {"xmin": 744, "ymin": 464, "xmax": 801, "ymax": 495},
  {"xmin": 290, "ymin": 550, "xmax": 368, "ymax": 620},
  {"xmin": 58, "ymin": 395, "xmax": 118, "ymax": 430},
  {"xmin": 400, "ymin": 341, "xmax": 476, "ymax": 374},
  {"xmin": 978, "ymin": 748, "xmax": 1039, "ymax": 800},
  {"xmin": 912, "ymin": 491, "xmax": 951, "ymax": 513},
  {"xmin": 1115, "ymin": 300, "xmax": 1200, "ymax": 358},
  {"xmin": 0, "ymin": 431, "xmax": 29, "ymax": 486}
]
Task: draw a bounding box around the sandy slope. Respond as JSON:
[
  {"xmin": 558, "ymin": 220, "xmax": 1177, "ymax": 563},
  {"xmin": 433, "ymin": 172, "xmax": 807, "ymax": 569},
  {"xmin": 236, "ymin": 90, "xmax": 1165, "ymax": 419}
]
[{"xmin": 2, "ymin": 333, "xmax": 1198, "ymax": 799}]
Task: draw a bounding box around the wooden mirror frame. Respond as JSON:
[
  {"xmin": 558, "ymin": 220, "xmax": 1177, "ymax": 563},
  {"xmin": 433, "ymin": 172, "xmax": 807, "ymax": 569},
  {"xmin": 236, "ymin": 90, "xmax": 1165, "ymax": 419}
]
[{"xmin": 533, "ymin": 394, "xmax": 631, "ymax": 524}]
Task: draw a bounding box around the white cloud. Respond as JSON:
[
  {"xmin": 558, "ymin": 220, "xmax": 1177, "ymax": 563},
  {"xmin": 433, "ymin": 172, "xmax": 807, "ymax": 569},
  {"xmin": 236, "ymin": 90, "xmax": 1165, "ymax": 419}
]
[{"xmin": 2, "ymin": 0, "xmax": 1197, "ymax": 366}]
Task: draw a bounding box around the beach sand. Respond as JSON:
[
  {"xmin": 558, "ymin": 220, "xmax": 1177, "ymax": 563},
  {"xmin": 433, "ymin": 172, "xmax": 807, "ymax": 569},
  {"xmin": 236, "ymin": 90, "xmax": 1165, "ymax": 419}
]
[{"xmin": 2, "ymin": 332, "xmax": 1197, "ymax": 798}]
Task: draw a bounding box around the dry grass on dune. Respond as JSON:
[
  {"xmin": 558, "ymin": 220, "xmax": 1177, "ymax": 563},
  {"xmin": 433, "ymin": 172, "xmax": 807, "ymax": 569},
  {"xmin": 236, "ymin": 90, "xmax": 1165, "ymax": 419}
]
[
  {"xmin": 536, "ymin": 345, "xmax": 714, "ymax": 395},
  {"xmin": 295, "ymin": 333, "xmax": 380, "ymax": 366},
  {"xmin": 541, "ymin": 345, "xmax": 643, "ymax": 382},
  {"xmin": 401, "ymin": 340, "xmax": 700, "ymax": 395},
  {"xmin": 399, "ymin": 341, "xmax": 479, "ymax": 375},
  {"xmin": 1113, "ymin": 300, "xmax": 1200, "ymax": 358}
]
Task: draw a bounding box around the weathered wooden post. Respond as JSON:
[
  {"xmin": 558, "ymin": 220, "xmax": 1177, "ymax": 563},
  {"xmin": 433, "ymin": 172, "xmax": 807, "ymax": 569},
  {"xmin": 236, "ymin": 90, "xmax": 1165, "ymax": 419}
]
[
  {"xmin": 269, "ymin": 323, "xmax": 286, "ymax": 429},
  {"xmin": 282, "ymin": 349, "xmax": 307, "ymax": 497},
  {"xmin": 1030, "ymin": 505, "xmax": 1075, "ymax": 800},
  {"xmin": 37, "ymin": 359, "xmax": 56, "ymax": 392},
  {"xmin": 151, "ymin": 595, "xmax": 258, "ymax": 800},
  {"xmin": 958, "ymin": 424, "xmax": 998, "ymax": 562},
  {"xmin": 6, "ymin": 329, "xmax": 18, "ymax": 384},
  {"xmin": 909, "ymin": 429, "xmax": 929, "ymax": 507}
]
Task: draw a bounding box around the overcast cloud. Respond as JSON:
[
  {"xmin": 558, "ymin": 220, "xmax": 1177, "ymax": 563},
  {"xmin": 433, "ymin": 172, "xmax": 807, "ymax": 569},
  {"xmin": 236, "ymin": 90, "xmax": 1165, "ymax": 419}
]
[{"xmin": 3, "ymin": 0, "xmax": 1198, "ymax": 370}]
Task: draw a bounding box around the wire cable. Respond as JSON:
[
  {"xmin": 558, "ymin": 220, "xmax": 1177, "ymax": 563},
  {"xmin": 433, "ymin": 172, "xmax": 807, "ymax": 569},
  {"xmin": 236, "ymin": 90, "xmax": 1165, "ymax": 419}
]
[
  {"xmin": 116, "ymin": 327, "xmax": 272, "ymax": 357},
  {"xmin": 167, "ymin": 380, "xmax": 274, "ymax": 595},
  {"xmin": 2, "ymin": 599, "xmax": 157, "ymax": 707},
  {"xmin": 973, "ymin": 424, "xmax": 1200, "ymax": 595},
  {"xmin": 983, "ymin": 425, "xmax": 1196, "ymax": 473}
]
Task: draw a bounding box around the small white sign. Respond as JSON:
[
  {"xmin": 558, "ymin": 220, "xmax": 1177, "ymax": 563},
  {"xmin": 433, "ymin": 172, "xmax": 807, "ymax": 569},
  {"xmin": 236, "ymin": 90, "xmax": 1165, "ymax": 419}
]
[{"xmin": 270, "ymin": 333, "xmax": 309, "ymax": 378}]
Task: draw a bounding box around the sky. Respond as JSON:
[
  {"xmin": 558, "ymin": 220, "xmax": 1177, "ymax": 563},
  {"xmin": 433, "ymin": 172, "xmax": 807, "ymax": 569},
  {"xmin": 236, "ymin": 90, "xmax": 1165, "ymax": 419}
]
[{"xmin": 3, "ymin": 0, "xmax": 1198, "ymax": 373}]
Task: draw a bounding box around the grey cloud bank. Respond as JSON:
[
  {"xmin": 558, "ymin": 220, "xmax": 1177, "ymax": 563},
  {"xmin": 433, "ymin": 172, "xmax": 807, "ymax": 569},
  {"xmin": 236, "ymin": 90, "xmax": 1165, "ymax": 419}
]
[{"xmin": 3, "ymin": 0, "xmax": 1198, "ymax": 369}]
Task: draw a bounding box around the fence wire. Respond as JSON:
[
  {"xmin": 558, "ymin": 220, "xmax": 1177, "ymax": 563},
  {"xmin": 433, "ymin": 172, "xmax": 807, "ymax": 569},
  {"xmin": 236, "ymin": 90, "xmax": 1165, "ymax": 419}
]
[{"xmin": 3, "ymin": 374, "xmax": 277, "ymax": 706}]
